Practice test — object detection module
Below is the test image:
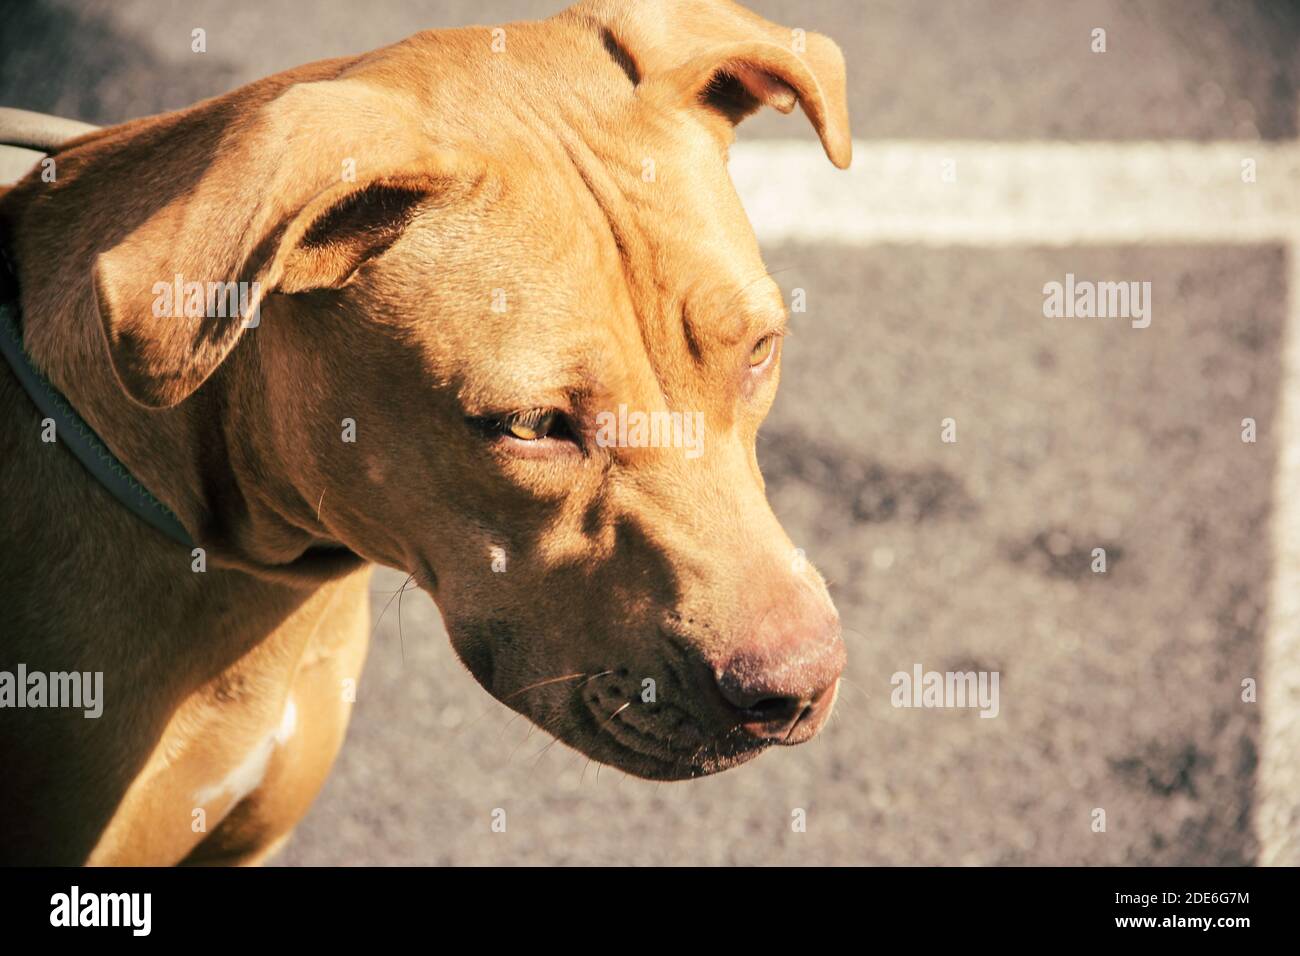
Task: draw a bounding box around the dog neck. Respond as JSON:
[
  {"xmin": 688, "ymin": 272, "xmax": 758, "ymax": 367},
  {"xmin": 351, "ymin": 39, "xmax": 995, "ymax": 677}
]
[
  {"xmin": 0, "ymin": 251, "xmax": 195, "ymax": 548},
  {"xmin": 0, "ymin": 185, "xmax": 363, "ymax": 588}
]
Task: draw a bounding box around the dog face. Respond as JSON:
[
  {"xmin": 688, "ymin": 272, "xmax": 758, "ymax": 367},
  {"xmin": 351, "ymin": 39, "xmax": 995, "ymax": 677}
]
[{"xmin": 90, "ymin": 0, "xmax": 851, "ymax": 780}]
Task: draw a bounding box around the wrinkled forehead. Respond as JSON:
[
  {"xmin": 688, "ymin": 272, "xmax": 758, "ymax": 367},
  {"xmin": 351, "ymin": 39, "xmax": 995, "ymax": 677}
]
[
  {"xmin": 438, "ymin": 25, "xmax": 776, "ymax": 295},
  {"xmin": 521, "ymin": 91, "xmax": 783, "ymax": 338},
  {"xmin": 360, "ymin": 15, "xmax": 808, "ymax": 400},
  {"xmin": 382, "ymin": 146, "xmax": 783, "ymax": 417},
  {"xmin": 515, "ymin": 138, "xmax": 785, "ymax": 389}
]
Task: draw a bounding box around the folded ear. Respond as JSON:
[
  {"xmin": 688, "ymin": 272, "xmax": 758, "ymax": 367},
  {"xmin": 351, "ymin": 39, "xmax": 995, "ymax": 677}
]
[
  {"xmin": 95, "ymin": 168, "xmax": 455, "ymax": 409},
  {"xmin": 270, "ymin": 168, "xmax": 471, "ymax": 296},
  {"xmin": 596, "ymin": 0, "xmax": 851, "ymax": 168},
  {"xmin": 91, "ymin": 78, "xmax": 475, "ymax": 409}
]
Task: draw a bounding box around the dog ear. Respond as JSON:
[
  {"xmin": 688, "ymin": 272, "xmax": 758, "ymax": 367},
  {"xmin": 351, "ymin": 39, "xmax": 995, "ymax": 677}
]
[
  {"xmin": 91, "ymin": 79, "xmax": 470, "ymax": 409},
  {"xmin": 94, "ymin": 167, "xmax": 457, "ymax": 410},
  {"xmin": 268, "ymin": 170, "xmax": 463, "ymax": 297},
  {"xmin": 603, "ymin": 0, "xmax": 851, "ymax": 168}
]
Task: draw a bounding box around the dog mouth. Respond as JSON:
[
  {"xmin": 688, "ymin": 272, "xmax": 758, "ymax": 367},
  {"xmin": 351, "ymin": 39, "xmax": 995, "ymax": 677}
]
[
  {"xmin": 562, "ymin": 669, "xmax": 771, "ymax": 780},
  {"xmin": 450, "ymin": 620, "xmax": 820, "ymax": 780}
]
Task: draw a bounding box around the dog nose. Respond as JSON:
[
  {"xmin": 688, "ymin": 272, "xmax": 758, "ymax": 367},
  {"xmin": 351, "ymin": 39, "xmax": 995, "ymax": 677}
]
[
  {"xmin": 715, "ymin": 676, "xmax": 840, "ymax": 741},
  {"xmin": 713, "ymin": 599, "xmax": 845, "ymax": 743}
]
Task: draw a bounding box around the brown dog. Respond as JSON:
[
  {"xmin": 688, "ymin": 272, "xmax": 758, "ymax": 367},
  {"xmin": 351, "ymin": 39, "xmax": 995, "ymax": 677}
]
[{"xmin": 0, "ymin": 0, "xmax": 851, "ymax": 865}]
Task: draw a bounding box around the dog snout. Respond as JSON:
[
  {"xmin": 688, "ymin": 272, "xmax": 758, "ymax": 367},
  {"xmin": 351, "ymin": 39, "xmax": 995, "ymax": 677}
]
[{"xmin": 710, "ymin": 594, "xmax": 845, "ymax": 743}]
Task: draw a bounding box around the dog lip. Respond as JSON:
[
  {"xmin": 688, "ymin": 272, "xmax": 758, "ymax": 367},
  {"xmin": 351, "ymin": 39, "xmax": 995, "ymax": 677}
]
[
  {"xmin": 576, "ymin": 676, "xmax": 768, "ymax": 775},
  {"xmin": 579, "ymin": 686, "xmax": 695, "ymax": 759},
  {"xmin": 593, "ymin": 718, "xmax": 769, "ymax": 778}
]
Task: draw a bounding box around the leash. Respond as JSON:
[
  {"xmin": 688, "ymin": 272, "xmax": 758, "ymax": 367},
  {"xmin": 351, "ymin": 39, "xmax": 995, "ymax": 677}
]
[
  {"xmin": 0, "ymin": 106, "xmax": 97, "ymax": 152},
  {"xmin": 0, "ymin": 245, "xmax": 195, "ymax": 549}
]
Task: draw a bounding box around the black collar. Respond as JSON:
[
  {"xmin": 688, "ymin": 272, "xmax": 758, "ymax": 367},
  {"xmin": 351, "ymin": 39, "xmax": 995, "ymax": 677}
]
[{"xmin": 0, "ymin": 246, "xmax": 194, "ymax": 548}]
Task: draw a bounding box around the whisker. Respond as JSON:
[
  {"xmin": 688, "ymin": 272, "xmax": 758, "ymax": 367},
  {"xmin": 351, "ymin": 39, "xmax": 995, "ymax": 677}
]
[
  {"xmin": 370, "ymin": 572, "xmax": 416, "ymax": 656},
  {"xmin": 531, "ymin": 732, "xmax": 566, "ymax": 767},
  {"xmin": 598, "ymin": 701, "xmax": 631, "ymax": 731},
  {"xmin": 528, "ymin": 690, "xmax": 586, "ymax": 768},
  {"xmin": 396, "ymin": 571, "xmax": 412, "ymax": 665},
  {"xmin": 454, "ymin": 702, "xmax": 505, "ymax": 738},
  {"xmin": 508, "ymin": 719, "xmax": 544, "ymax": 764},
  {"xmin": 504, "ymin": 712, "xmax": 551, "ymax": 764},
  {"xmin": 466, "ymin": 669, "xmax": 617, "ymax": 747},
  {"xmin": 503, "ymin": 672, "xmax": 591, "ymax": 701},
  {"xmin": 522, "ymin": 669, "xmax": 618, "ymax": 769},
  {"xmin": 497, "ymin": 709, "xmax": 527, "ymax": 740},
  {"xmin": 495, "ymin": 671, "xmax": 604, "ymax": 743},
  {"xmin": 370, "ymin": 575, "xmax": 419, "ymax": 598},
  {"xmin": 837, "ymin": 676, "xmax": 872, "ymax": 705}
]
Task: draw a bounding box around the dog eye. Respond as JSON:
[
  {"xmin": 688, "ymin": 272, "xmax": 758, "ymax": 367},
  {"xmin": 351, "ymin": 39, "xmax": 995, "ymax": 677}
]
[
  {"xmin": 504, "ymin": 409, "xmax": 558, "ymax": 441},
  {"xmin": 467, "ymin": 408, "xmax": 581, "ymax": 453},
  {"xmin": 749, "ymin": 334, "xmax": 777, "ymax": 369}
]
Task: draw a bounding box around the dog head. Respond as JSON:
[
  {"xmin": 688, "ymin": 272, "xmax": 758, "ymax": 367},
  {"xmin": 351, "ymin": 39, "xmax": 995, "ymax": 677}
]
[{"xmin": 89, "ymin": 0, "xmax": 851, "ymax": 779}]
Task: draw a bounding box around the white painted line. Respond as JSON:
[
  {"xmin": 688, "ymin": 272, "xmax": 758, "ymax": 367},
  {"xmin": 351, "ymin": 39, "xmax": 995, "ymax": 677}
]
[
  {"xmin": 735, "ymin": 135, "xmax": 1300, "ymax": 865},
  {"xmin": 1259, "ymin": 245, "xmax": 1300, "ymax": 866},
  {"xmin": 731, "ymin": 139, "xmax": 1300, "ymax": 245}
]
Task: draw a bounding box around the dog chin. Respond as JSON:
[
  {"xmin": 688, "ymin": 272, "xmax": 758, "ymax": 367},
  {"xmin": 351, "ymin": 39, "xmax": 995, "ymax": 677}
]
[
  {"xmin": 619, "ymin": 744, "xmax": 769, "ymax": 782},
  {"xmin": 555, "ymin": 704, "xmax": 771, "ymax": 781}
]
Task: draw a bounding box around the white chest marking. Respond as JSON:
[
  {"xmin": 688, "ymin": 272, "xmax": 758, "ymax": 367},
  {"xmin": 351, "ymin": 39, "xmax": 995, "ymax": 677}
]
[
  {"xmin": 275, "ymin": 696, "xmax": 297, "ymax": 744},
  {"xmin": 193, "ymin": 695, "xmax": 296, "ymax": 807}
]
